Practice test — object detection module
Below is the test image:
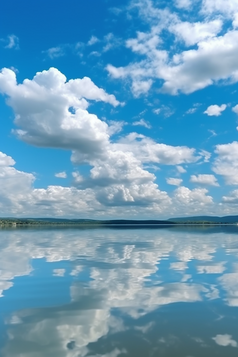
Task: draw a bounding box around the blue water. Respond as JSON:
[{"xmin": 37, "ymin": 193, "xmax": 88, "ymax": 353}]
[{"xmin": 0, "ymin": 226, "xmax": 238, "ymax": 356}]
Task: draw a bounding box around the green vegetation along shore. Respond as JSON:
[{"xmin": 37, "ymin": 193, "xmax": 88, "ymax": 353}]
[{"xmin": 1, "ymin": 216, "xmax": 238, "ymax": 227}]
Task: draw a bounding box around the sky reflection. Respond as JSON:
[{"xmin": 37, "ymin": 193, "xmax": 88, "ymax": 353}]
[{"xmin": 0, "ymin": 227, "xmax": 238, "ymax": 356}]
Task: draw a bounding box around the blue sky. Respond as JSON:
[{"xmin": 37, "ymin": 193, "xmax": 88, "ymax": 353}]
[{"xmin": 1, "ymin": 0, "xmax": 238, "ymax": 218}]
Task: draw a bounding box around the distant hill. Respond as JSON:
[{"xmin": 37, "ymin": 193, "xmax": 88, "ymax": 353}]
[{"xmin": 168, "ymin": 216, "xmax": 238, "ymax": 223}]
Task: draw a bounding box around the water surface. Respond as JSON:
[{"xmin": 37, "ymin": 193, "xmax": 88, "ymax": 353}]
[{"xmin": 0, "ymin": 226, "xmax": 238, "ymax": 356}]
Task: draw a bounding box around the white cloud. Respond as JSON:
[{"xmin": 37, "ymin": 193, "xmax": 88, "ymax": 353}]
[
  {"xmin": 0, "ymin": 152, "xmax": 15, "ymax": 166},
  {"xmin": 170, "ymin": 19, "xmax": 223, "ymax": 47},
  {"xmin": 166, "ymin": 178, "xmax": 183, "ymax": 186},
  {"xmin": 44, "ymin": 46, "xmax": 65, "ymax": 59},
  {"xmin": 232, "ymin": 104, "xmax": 238, "ymax": 114},
  {"xmin": 131, "ymin": 79, "xmax": 153, "ymax": 97},
  {"xmin": 204, "ymin": 104, "xmax": 227, "ymax": 116},
  {"xmin": 3, "ymin": 34, "xmax": 19, "ymax": 49},
  {"xmin": 176, "ymin": 165, "xmax": 186, "ymax": 173},
  {"xmin": 87, "ymin": 35, "xmax": 99, "ymax": 46},
  {"xmin": 174, "ymin": 186, "xmax": 213, "ymax": 206},
  {"xmin": 0, "ymin": 67, "xmax": 120, "ymax": 163},
  {"xmin": 201, "ymin": 0, "xmax": 238, "ymax": 18},
  {"xmin": 218, "ymin": 273, "xmax": 238, "ymax": 306},
  {"xmin": 213, "ymin": 141, "xmax": 238, "ymax": 185},
  {"xmin": 197, "ymin": 262, "xmax": 226, "ymax": 274},
  {"xmin": 153, "ymin": 108, "xmax": 161, "ymax": 115},
  {"xmin": 174, "ymin": 0, "xmax": 192, "ymax": 9},
  {"xmin": 132, "ymin": 118, "xmax": 151, "ymax": 129},
  {"xmin": 213, "ymin": 334, "xmax": 238, "ymax": 347},
  {"xmin": 199, "ymin": 150, "xmax": 211, "ymax": 162},
  {"xmin": 190, "ymin": 174, "xmax": 219, "ymax": 186},
  {"xmin": 55, "ymin": 171, "xmax": 67, "ymax": 178},
  {"xmin": 222, "ymin": 189, "xmax": 238, "ymax": 204},
  {"xmin": 115, "ymin": 133, "xmax": 199, "ymax": 165},
  {"xmin": 0, "ymin": 68, "xmax": 210, "ymax": 215},
  {"xmin": 107, "ymin": 0, "xmax": 238, "ymax": 96}
]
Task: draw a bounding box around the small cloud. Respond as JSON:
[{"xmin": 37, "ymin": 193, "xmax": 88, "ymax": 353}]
[
  {"xmin": 153, "ymin": 108, "xmax": 161, "ymax": 115},
  {"xmin": 186, "ymin": 107, "xmax": 197, "ymax": 114},
  {"xmin": 166, "ymin": 178, "xmax": 183, "ymax": 186},
  {"xmin": 87, "ymin": 35, "xmax": 99, "ymax": 46},
  {"xmin": 208, "ymin": 129, "xmax": 217, "ymax": 137},
  {"xmin": 204, "ymin": 104, "xmax": 227, "ymax": 116},
  {"xmin": 1, "ymin": 34, "xmax": 19, "ymax": 49},
  {"xmin": 176, "ymin": 166, "xmax": 186, "ymax": 173},
  {"xmin": 212, "ymin": 334, "xmax": 237, "ymax": 347},
  {"xmin": 53, "ymin": 269, "xmax": 65, "ymax": 277},
  {"xmin": 132, "ymin": 118, "xmax": 151, "ymax": 129},
  {"xmin": 199, "ymin": 149, "xmax": 211, "ymax": 162},
  {"xmin": 44, "ymin": 46, "xmax": 65, "ymax": 59},
  {"xmin": 43, "ymin": 42, "xmax": 84, "ymax": 59},
  {"xmin": 72, "ymin": 171, "xmax": 84, "ymax": 183},
  {"xmin": 55, "ymin": 171, "xmax": 67, "ymax": 178},
  {"xmin": 232, "ymin": 104, "xmax": 238, "ymax": 114},
  {"xmin": 108, "ymin": 120, "xmax": 126, "ymax": 135},
  {"xmin": 103, "ymin": 33, "xmax": 122, "ymax": 52},
  {"xmin": 190, "ymin": 174, "xmax": 219, "ymax": 186}
]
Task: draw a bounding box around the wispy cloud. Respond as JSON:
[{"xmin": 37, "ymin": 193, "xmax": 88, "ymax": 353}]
[
  {"xmin": 1, "ymin": 34, "xmax": 19, "ymax": 49},
  {"xmin": 132, "ymin": 118, "xmax": 151, "ymax": 129}
]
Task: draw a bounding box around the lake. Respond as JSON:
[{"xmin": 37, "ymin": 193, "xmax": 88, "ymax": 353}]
[{"xmin": 0, "ymin": 226, "xmax": 238, "ymax": 356}]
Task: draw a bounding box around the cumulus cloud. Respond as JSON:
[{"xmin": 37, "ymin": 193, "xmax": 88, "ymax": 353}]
[
  {"xmin": 174, "ymin": 186, "xmax": 213, "ymax": 207},
  {"xmin": 115, "ymin": 133, "xmax": 199, "ymax": 165},
  {"xmin": 166, "ymin": 178, "xmax": 183, "ymax": 186},
  {"xmin": 170, "ymin": 19, "xmax": 223, "ymax": 47},
  {"xmin": 55, "ymin": 171, "xmax": 67, "ymax": 178},
  {"xmin": 232, "ymin": 104, "xmax": 238, "ymax": 114},
  {"xmin": 190, "ymin": 174, "xmax": 219, "ymax": 186},
  {"xmin": 204, "ymin": 104, "xmax": 227, "ymax": 116},
  {"xmin": 222, "ymin": 189, "xmax": 238, "ymax": 204},
  {"xmin": 213, "ymin": 141, "xmax": 238, "ymax": 185},
  {"xmin": 0, "ymin": 67, "xmax": 120, "ymax": 162},
  {"xmin": 0, "ymin": 152, "xmax": 15, "ymax": 166},
  {"xmin": 212, "ymin": 334, "xmax": 238, "ymax": 347},
  {"xmin": 107, "ymin": 1, "xmax": 238, "ymax": 95}
]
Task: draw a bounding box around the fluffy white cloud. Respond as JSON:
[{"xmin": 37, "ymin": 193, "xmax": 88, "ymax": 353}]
[
  {"xmin": 232, "ymin": 104, "xmax": 238, "ymax": 114},
  {"xmin": 55, "ymin": 171, "xmax": 67, "ymax": 178},
  {"xmin": 107, "ymin": 0, "xmax": 238, "ymax": 95},
  {"xmin": 0, "ymin": 152, "xmax": 15, "ymax": 166},
  {"xmin": 170, "ymin": 19, "xmax": 222, "ymax": 47},
  {"xmin": 212, "ymin": 334, "xmax": 238, "ymax": 348},
  {"xmin": 201, "ymin": 0, "xmax": 238, "ymax": 18},
  {"xmin": 213, "ymin": 141, "xmax": 238, "ymax": 185},
  {"xmin": 190, "ymin": 174, "xmax": 219, "ymax": 186},
  {"xmin": 204, "ymin": 104, "xmax": 227, "ymax": 116},
  {"xmin": 222, "ymin": 189, "xmax": 238, "ymax": 204},
  {"xmin": 115, "ymin": 133, "xmax": 199, "ymax": 165},
  {"xmin": 166, "ymin": 178, "xmax": 183, "ymax": 186},
  {"xmin": 174, "ymin": 186, "xmax": 213, "ymax": 207}
]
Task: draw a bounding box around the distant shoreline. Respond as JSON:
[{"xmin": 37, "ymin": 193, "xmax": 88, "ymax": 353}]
[{"xmin": 1, "ymin": 217, "xmax": 238, "ymax": 228}]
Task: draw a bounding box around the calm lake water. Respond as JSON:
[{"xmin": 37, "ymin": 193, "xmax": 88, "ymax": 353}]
[{"xmin": 0, "ymin": 226, "xmax": 238, "ymax": 356}]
